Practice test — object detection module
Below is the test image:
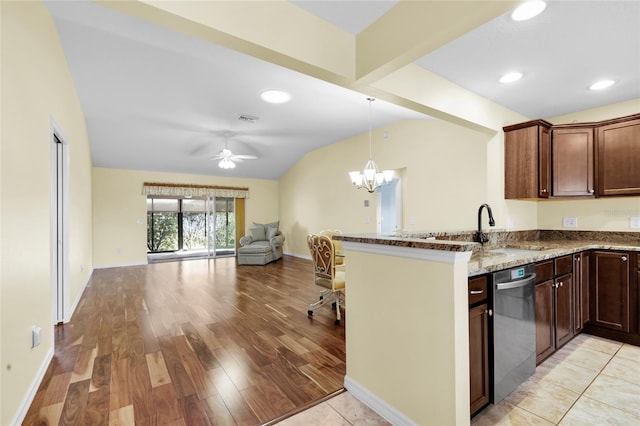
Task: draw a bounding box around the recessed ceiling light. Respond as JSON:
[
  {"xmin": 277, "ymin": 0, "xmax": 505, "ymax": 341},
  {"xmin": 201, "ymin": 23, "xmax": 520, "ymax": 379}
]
[
  {"xmin": 260, "ymin": 89, "xmax": 291, "ymax": 104},
  {"xmin": 511, "ymin": 1, "xmax": 547, "ymax": 21},
  {"xmin": 589, "ymin": 80, "xmax": 616, "ymax": 90},
  {"xmin": 499, "ymin": 72, "xmax": 524, "ymax": 83}
]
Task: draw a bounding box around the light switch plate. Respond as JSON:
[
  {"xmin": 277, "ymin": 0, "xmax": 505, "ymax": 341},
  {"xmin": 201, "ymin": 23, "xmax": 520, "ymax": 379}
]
[
  {"xmin": 630, "ymin": 216, "xmax": 640, "ymax": 229},
  {"xmin": 563, "ymin": 216, "xmax": 578, "ymax": 228}
]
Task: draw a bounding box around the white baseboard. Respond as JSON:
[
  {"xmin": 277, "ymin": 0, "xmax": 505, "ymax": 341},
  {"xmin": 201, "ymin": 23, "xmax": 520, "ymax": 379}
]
[
  {"xmin": 284, "ymin": 251, "xmax": 311, "ymax": 261},
  {"xmin": 93, "ymin": 261, "xmax": 147, "ymax": 269},
  {"xmin": 64, "ymin": 270, "xmax": 92, "ymax": 323},
  {"xmin": 344, "ymin": 375, "xmax": 416, "ymax": 426},
  {"xmin": 11, "ymin": 347, "xmax": 54, "ymax": 426}
]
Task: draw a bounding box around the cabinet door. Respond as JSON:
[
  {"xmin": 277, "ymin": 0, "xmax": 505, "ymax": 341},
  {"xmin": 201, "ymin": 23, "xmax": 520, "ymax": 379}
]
[
  {"xmin": 597, "ymin": 118, "xmax": 640, "ymax": 196},
  {"xmin": 574, "ymin": 253, "xmax": 589, "ymax": 334},
  {"xmin": 469, "ymin": 303, "xmax": 489, "ymax": 416},
  {"xmin": 552, "ymin": 127, "xmax": 594, "ymax": 196},
  {"xmin": 504, "ymin": 121, "xmax": 552, "ymax": 199},
  {"xmin": 505, "ymin": 125, "xmax": 540, "ymax": 199},
  {"xmin": 555, "ymin": 273, "xmax": 574, "ymax": 348},
  {"xmin": 590, "ymin": 251, "xmax": 630, "ymax": 332},
  {"xmin": 535, "ymin": 280, "xmax": 555, "ymax": 364},
  {"xmin": 539, "ymin": 125, "xmax": 551, "ymax": 198}
]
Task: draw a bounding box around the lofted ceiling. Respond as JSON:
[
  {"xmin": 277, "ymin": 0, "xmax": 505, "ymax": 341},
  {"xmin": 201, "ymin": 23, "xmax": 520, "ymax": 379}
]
[{"xmin": 45, "ymin": 0, "xmax": 640, "ymax": 180}]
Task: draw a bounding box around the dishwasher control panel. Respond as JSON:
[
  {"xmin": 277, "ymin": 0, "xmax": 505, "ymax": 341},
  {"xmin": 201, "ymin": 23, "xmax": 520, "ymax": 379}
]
[{"xmin": 510, "ymin": 267, "xmax": 525, "ymax": 280}]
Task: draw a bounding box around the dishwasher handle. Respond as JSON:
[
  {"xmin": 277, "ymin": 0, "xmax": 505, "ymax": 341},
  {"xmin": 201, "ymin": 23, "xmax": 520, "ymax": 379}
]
[{"xmin": 495, "ymin": 273, "xmax": 536, "ymax": 291}]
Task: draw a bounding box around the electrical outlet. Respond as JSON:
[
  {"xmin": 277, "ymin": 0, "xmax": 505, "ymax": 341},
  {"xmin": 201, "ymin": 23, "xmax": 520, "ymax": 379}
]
[
  {"xmin": 563, "ymin": 216, "xmax": 578, "ymax": 228},
  {"xmin": 630, "ymin": 216, "xmax": 640, "ymax": 229},
  {"xmin": 364, "ymin": 216, "xmax": 370, "ymax": 224},
  {"xmin": 31, "ymin": 325, "xmax": 42, "ymax": 348}
]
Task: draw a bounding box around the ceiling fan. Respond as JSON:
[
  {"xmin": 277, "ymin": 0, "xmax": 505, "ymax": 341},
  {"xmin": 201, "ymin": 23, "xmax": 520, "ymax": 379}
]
[{"xmin": 211, "ymin": 138, "xmax": 257, "ymax": 169}]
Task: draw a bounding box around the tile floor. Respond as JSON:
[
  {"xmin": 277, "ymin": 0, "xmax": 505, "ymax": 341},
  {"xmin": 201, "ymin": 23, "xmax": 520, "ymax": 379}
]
[
  {"xmin": 276, "ymin": 391, "xmax": 391, "ymax": 426},
  {"xmin": 279, "ymin": 334, "xmax": 640, "ymax": 426},
  {"xmin": 473, "ymin": 333, "xmax": 640, "ymax": 425}
]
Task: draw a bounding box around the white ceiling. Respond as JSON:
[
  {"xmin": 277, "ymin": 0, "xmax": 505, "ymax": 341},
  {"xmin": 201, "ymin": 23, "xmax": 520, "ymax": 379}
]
[{"xmin": 45, "ymin": 0, "xmax": 640, "ymax": 180}]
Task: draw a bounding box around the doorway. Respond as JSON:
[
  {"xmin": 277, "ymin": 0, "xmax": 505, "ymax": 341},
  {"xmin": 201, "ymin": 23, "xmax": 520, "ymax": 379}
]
[
  {"xmin": 51, "ymin": 124, "xmax": 69, "ymax": 324},
  {"xmin": 376, "ymin": 176, "xmax": 403, "ymax": 234}
]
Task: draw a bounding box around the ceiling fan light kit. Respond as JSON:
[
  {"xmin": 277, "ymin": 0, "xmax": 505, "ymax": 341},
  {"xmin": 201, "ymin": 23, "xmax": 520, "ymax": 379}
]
[
  {"xmin": 213, "ymin": 140, "xmax": 257, "ymax": 170},
  {"xmin": 218, "ymin": 158, "xmax": 236, "ymax": 169},
  {"xmin": 349, "ymin": 98, "xmax": 393, "ymax": 193}
]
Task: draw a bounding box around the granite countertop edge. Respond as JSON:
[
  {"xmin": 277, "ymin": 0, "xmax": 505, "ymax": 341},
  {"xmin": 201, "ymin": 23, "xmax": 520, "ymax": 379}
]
[{"xmin": 335, "ymin": 233, "xmax": 640, "ymax": 277}]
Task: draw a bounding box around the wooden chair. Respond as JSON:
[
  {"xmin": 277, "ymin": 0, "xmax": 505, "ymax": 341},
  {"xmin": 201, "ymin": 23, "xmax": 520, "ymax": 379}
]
[
  {"xmin": 306, "ymin": 234, "xmax": 345, "ymax": 325},
  {"xmin": 319, "ymin": 229, "xmax": 344, "ymax": 265}
]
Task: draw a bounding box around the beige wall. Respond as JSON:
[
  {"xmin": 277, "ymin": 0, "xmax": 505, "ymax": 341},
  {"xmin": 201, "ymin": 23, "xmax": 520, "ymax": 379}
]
[
  {"xmin": 538, "ymin": 99, "xmax": 640, "ymax": 231},
  {"xmin": 92, "ymin": 167, "xmax": 279, "ymax": 267},
  {"xmin": 0, "ymin": 2, "xmax": 93, "ymax": 424},
  {"xmin": 345, "ymin": 249, "xmax": 470, "ymax": 424},
  {"xmin": 280, "ymin": 119, "xmax": 497, "ymax": 257}
]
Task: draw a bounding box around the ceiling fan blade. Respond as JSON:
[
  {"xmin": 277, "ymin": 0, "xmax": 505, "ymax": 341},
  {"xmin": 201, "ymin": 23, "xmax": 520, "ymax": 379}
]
[{"xmin": 233, "ymin": 154, "xmax": 257, "ymax": 160}]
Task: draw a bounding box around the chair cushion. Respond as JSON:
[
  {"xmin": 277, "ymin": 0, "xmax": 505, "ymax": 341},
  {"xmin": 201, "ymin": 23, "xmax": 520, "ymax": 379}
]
[
  {"xmin": 249, "ymin": 227, "xmax": 266, "ymax": 241},
  {"xmin": 238, "ymin": 240, "xmax": 272, "ymax": 254},
  {"xmin": 266, "ymin": 226, "xmax": 278, "ymax": 240},
  {"xmin": 254, "ymin": 220, "xmax": 279, "ymax": 234}
]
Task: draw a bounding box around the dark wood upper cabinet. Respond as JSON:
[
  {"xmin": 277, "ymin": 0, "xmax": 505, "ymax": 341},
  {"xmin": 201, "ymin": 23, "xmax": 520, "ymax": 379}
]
[
  {"xmin": 504, "ymin": 120, "xmax": 552, "ymax": 199},
  {"xmin": 552, "ymin": 126, "xmax": 594, "ymax": 197},
  {"xmin": 505, "ymin": 113, "xmax": 640, "ymax": 199},
  {"xmin": 596, "ymin": 116, "xmax": 640, "ymax": 196}
]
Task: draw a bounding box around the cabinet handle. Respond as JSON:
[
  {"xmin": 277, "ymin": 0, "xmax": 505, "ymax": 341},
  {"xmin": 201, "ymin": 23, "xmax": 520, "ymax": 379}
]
[
  {"xmin": 622, "ymin": 256, "xmax": 628, "ymax": 261},
  {"xmin": 589, "ymin": 189, "xmax": 594, "ymax": 194},
  {"xmin": 469, "ymin": 289, "xmax": 484, "ymax": 295},
  {"xmin": 542, "ymin": 188, "xmax": 547, "ymax": 193},
  {"xmin": 576, "ymin": 257, "xmax": 581, "ymax": 262}
]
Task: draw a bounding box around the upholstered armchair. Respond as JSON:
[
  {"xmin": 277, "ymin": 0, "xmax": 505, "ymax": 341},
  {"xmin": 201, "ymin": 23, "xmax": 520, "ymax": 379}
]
[{"xmin": 238, "ymin": 220, "xmax": 285, "ymax": 265}]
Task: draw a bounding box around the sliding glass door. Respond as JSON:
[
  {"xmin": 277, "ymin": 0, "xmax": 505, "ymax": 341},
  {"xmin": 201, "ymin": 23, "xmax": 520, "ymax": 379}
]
[{"xmin": 147, "ymin": 196, "xmax": 235, "ymax": 259}]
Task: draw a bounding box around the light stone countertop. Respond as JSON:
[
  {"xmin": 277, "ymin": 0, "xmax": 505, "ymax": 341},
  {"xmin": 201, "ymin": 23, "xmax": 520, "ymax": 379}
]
[{"xmin": 335, "ymin": 230, "xmax": 640, "ymax": 277}]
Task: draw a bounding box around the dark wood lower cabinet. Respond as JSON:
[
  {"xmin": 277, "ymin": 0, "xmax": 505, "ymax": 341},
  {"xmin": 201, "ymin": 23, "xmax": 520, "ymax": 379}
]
[
  {"xmin": 535, "ymin": 279, "xmax": 555, "ymax": 364},
  {"xmin": 555, "ymin": 273, "xmax": 573, "ymax": 348},
  {"xmin": 574, "ymin": 253, "xmax": 589, "ymax": 334},
  {"xmin": 535, "ymin": 256, "xmax": 576, "ymax": 364},
  {"xmin": 590, "ymin": 251, "xmax": 630, "ymax": 332},
  {"xmin": 469, "ymin": 303, "xmax": 490, "ymax": 416}
]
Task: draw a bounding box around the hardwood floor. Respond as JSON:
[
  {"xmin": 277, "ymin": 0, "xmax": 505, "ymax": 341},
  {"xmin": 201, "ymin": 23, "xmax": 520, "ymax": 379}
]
[{"xmin": 23, "ymin": 255, "xmax": 346, "ymax": 425}]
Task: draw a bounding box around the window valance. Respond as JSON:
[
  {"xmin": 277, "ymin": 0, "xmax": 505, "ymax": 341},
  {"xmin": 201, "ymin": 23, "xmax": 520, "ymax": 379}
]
[{"xmin": 142, "ymin": 182, "xmax": 249, "ymax": 199}]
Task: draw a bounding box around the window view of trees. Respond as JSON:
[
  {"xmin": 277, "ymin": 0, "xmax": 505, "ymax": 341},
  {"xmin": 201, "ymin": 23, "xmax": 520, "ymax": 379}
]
[
  {"xmin": 147, "ymin": 197, "xmax": 235, "ymax": 254},
  {"xmin": 215, "ymin": 198, "xmax": 235, "ymax": 249},
  {"xmin": 182, "ymin": 212, "xmax": 206, "ymax": 249},
  {"xmin": 147, "ymin": 211, "xmax": 179, "ymax": 251}
]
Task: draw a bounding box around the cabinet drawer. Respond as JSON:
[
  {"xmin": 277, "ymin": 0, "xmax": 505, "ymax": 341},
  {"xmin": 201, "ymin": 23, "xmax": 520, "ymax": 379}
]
[
  {"xmin": 535, "ymin": 260, "xmax": 554, "ymax": 284},
  {"xmin": 555, "ymin": 255, "xmax": 573, "ymax": 276},
  {"xmin": 468, "ymin": 276, "xmax": 488, "ymax": 305}
]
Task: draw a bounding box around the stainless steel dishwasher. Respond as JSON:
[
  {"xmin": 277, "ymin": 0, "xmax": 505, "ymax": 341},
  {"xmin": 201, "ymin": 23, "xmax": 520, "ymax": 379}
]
[{"xmin": 492, "ymin": 264, "xmax": 536, "ymax": 403}]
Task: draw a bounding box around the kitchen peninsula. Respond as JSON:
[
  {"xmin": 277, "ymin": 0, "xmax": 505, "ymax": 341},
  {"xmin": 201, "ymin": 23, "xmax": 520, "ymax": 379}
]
[{"xmin": 335, "ymin": 230, "xmax": 640, "ymax": 425}]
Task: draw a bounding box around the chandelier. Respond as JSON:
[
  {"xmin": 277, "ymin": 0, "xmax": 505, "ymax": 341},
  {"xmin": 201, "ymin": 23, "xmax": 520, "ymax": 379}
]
[{"xmin": 349, "ymin": 98, "xmax": 393, "ymax": 193}]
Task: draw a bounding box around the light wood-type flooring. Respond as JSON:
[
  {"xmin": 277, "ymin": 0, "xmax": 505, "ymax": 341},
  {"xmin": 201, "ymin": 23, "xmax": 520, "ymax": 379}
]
[{"xmin": 23, "ymin": 255, "xmax": 346, "ymax": 425}]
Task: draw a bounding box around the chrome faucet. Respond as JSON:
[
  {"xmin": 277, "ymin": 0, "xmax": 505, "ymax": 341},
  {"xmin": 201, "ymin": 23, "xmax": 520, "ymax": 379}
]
[{"xmin": 475, "ymin": 203, "xmax": 495, "ymax": 244}]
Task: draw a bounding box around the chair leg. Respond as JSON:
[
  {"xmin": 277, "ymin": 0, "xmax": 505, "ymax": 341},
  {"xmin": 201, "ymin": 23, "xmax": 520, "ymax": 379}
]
[{"xmin": 308, "ymin": 289, "xmax": 344, "ymax": 325}]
